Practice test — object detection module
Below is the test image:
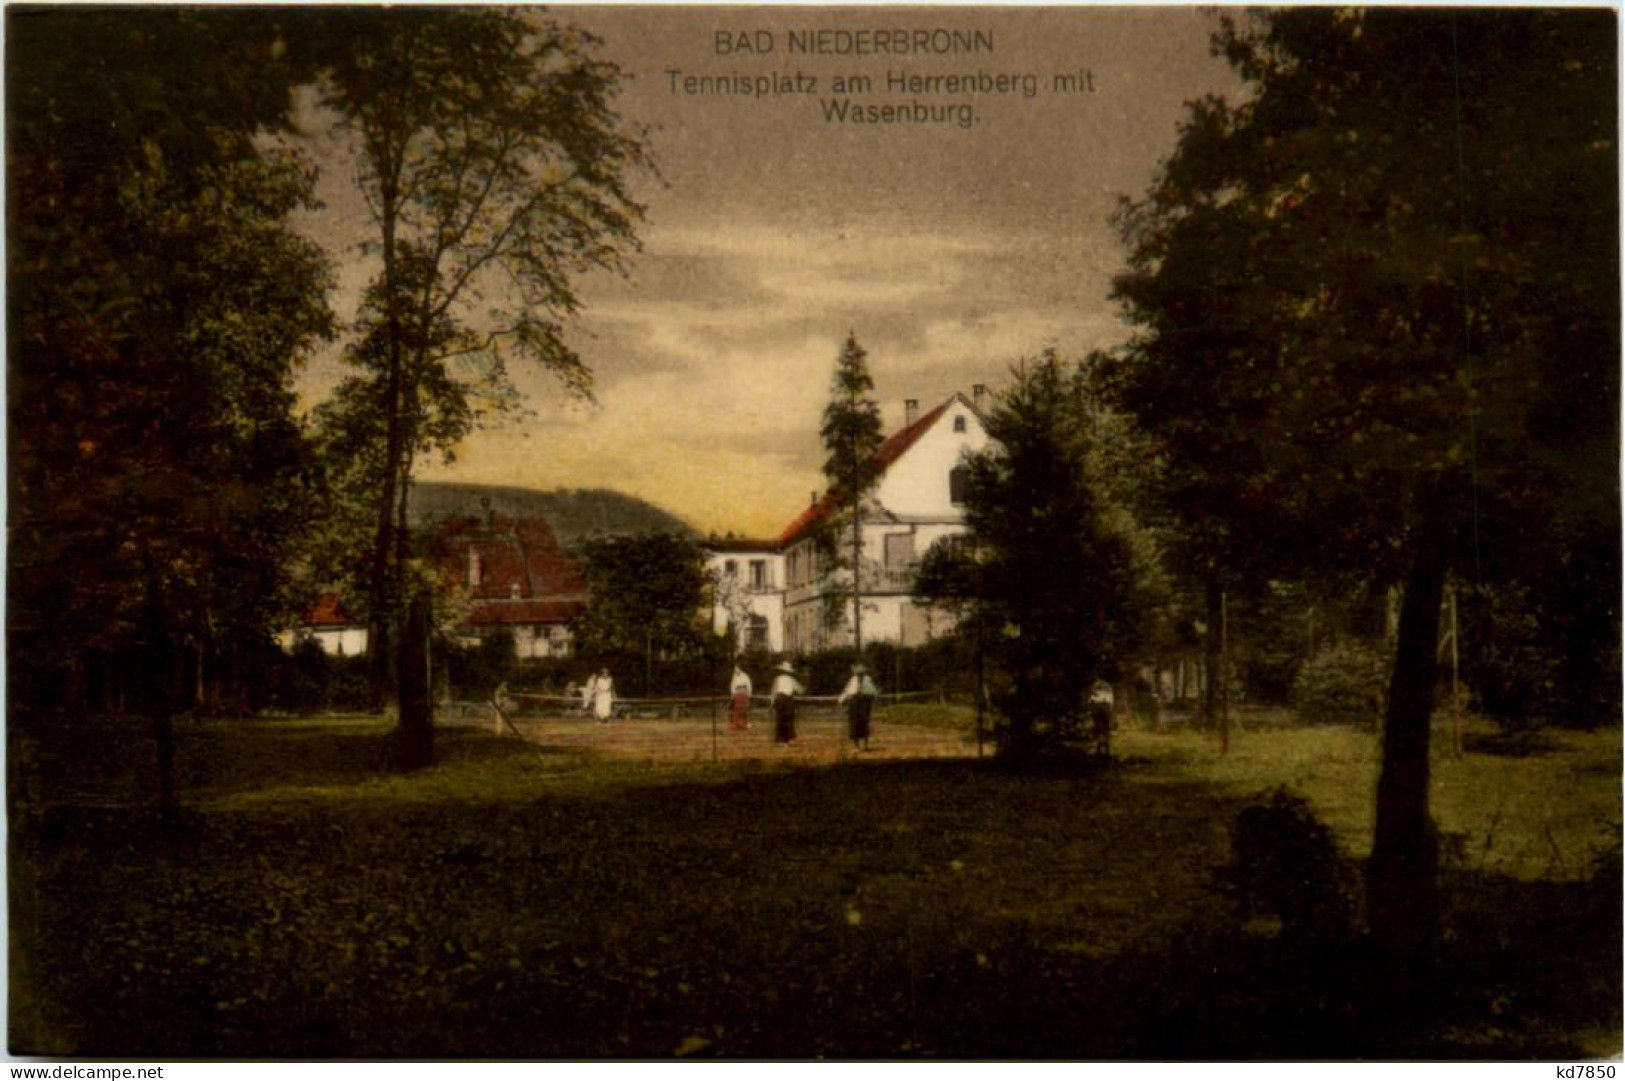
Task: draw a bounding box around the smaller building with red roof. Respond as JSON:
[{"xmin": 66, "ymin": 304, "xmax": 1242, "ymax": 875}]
[
  {"xmin": 293, "ymin": 512, "xmax": 590, "ymax": 660},
  {"xmin": 425, "ymin": 513, "xmax": 589, "ymax": 658},
  {"xmin": 293, "ymin": 592, "xmax": 369, "ymax": 657}
]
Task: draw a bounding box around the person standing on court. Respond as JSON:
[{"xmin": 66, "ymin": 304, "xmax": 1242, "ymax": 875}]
[
  {"xmin": 770, "ymin": 660, "xmax": 803, "ymax": 744},
  {"xmin": 728, "ymin": 663, "xmax": 753, "ymax": 731},
  {"xmin": 837, "ymin": 663, "xmax": 880, "ymax": 751},
  {"xmin": 584, "ymin": 666, "xmax": 616, "ymax": 724}
]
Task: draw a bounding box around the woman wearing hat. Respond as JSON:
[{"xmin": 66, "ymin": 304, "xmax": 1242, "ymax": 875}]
[
  {"xmin": 838, "ymin": 663, "xmax": 880, "ymax": 751},
  {"xmin": 769, "ymin": 660, "xmax": 803, "ymax": 744}
]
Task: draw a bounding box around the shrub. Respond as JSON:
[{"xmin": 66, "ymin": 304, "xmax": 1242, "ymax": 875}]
[
  {"xmin": 1291, "ymin": 642, "xmax": 1385, "ymax": 726},
  {"xmin": 1227, "ymin": 788, "xmax": 1355, "ymax": 945},
  {"xmin": 793, "ymin": 638, "xmax": 980, "ymax": 697},
  {"xmin": 274, "ymin": 639, "xmax": 331, "ymax": 715}
]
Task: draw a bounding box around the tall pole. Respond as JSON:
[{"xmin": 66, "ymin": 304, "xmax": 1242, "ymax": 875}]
[
  {"xmin": 1450, "ymin": 586, "xmax": 1463, "ymax": 757},
  {"xmin": 848, "ymin": 366, "xmax": 867, "ymax": 667},
  {"xmin": 852, "ymin": 511, "xmax": 862, "ymax": 661},
  {"xmin": 975, "ymin": 608, "xmax": 986, "ymax": 758},
  {"xmin": 1219, "ymin": 590, "xmax": 1231, "ymax": 757}
]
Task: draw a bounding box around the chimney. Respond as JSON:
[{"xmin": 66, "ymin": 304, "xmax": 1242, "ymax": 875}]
[
  {"xmin": 972, "ymin": 383, "xmax": 987, "ymax": 409},
  {"xmin": 810, "ymin": 491, "xmax": 819, "ymax": 507},
  {"xmin": 904, "ymin": 398, "xmax": 919, "ymax": 427},
  {"xmin": 480, "ymin": 494, "xmax": 495, "ymax": 530}
]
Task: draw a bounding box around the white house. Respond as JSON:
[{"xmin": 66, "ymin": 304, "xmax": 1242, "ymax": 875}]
[
  {"xmin": 776, "ymin": 389, "xmax": 991, "ymax": 653},
  {"xmin": 703, "ymin": 539, "xmax": 786, "ymax": 654}
]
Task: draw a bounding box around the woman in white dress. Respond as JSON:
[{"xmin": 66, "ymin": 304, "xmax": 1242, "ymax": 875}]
[{"xmin": 584, "ymin": 667, "xmax": 616, "ymax": 723}]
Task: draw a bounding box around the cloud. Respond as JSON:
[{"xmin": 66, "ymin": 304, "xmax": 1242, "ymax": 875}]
[{"xmin": 291, "ymin": 8, "xmax": 1240, "ymax": 534}]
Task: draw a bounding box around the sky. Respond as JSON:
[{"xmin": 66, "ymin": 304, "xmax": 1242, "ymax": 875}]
[{"xmin": 293, "ymin": 7, "xmax": 1239, "ymax": 539}]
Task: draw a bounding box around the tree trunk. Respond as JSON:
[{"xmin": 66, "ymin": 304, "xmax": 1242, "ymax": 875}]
[
  {"xmin": 396, "ymin": 589, "xmax": 434, "ymax": 770},
  {"xmin": 1367, "ymin": 506, "xmax": 1451, "ymax": 958},
  {"xmin": 152, "ymin": 703, "xmax": 178, "ymax": 830},
  {"xmin": 137, "ymin": 558, "xmax": 180, "ymax": 830},
  {"xmin": 365, "ymin": 163, "xmax": 407, "ymax": 712}
]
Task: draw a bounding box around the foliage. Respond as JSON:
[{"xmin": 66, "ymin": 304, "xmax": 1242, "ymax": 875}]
[
  {"xmin": 1463, "ymin": 562, "xmax": 1621, "ymax": 729},
  {"xmin": 1221, "ymin": 582, "xmax": 1304, "ymax": 706},
  {"xmin": 916, "ymin": 354, "xmax": 1142, "ymax": 757},
  {"xmin": 572, "ymin": 533, "xmax": 718, "ymax": 693},
  {"xmin": 1461, "ymin": 583, "xmax": 1563, "ymax": 726},
  {"xmin": 1104, "ymin": 7, "xmax": 1618, "ymax": 949},
  {"xmin": 795, "ymin": 637, "xmax": 980, "ymax": 698},
  {"xmin": 1110, "ymin": 10, "xmax": 1616, "ymax": 588},
  {"xmin": 260, "ymin": 641, "xmax": 375, "ymax": 716},
  {"xmin": 314, "ymin": 8, "xmax": 651, "ymax": 671},
  {"xmin": 436, "ymin": 630, "xmax": 518, "ymax": 703},
  {"xmin": 819, "ymin": 333, "xmax": 886, "ymax": 498},
  {"xmin": 1290, "ymin": 644, "xmax": 1386, "ymax": 728},
  {"xmin": 8, "ymin": 9, "xmax": 336, "ymax": 716},
  {"xmin": 814, "ymin": 333, "xmax": 886, "ymax": 640},
  {"xmin": 1227, "ymin": 788, "xmax": 1355, "ymax": 945}
]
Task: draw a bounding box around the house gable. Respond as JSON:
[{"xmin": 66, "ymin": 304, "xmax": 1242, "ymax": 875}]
[
  {"xmin": 778, "ymin": 392, "xmax": 987, "ymax": 547},
  {"xmin": 873, "ymin": 393, "xmax": 989, "ymax": 518}
]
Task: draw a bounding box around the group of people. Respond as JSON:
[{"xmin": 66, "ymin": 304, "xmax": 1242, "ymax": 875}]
[
  {"xmin": 729, "ymin": 661, "xmax": 880, "ymax": 750},
  {"xmin": 556, "ymin": 660, "xmax": 881, "ymax": 748}
]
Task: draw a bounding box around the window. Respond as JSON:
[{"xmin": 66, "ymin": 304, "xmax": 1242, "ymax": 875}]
[
  {"xmin": 884, "ymin": 532, "xmax": 915, "ymax": 574},
  {"xmin": 749, "ymin": 559, "xmax": 769, "ymax": 589},
  {"xmin": 949, "ymin": 465, "xmax": 970, "ymax": 504},
  {"xmin": 747, "ymin": 614, "xmax": 769, "ymax": 651},
  {"xmin": 724, "ymin": 559, "xmax": 737, "ymax": 577},
  {"xmin": 953, "ymin": 415, "xmax": 967, "ymax": 433}
]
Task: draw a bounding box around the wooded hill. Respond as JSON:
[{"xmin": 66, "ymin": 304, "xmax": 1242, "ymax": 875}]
[{"xmin": 409, "ymin": 483, "xmax": 695, "ymax": 548}]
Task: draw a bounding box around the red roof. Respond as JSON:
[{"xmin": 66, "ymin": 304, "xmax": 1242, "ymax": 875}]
[
  {"xmin": 306, "ymin": 592, "xmax": 358, "ymax": 628},
  {"xmin": 778, "ymin": 397, "xmax": 955, "ymax": 546},
  {"xmin": 428, "ymin": 516, "xmax": 588, "ymax": 601},
  {"xmin": 461, "ymin": 598, "xmax": 586, "ymax": 627},
  {"xmin": 428, "ymin": 515, "xmax": 590, "ymax": 630},
  {"xmin": 299, "ymin": 517, "xmax": 591, "ymax": 634}
]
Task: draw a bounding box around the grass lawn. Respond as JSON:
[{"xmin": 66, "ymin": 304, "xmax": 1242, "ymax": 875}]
[{"xmin": 9, "ymin": 707, "xmax": 1620, "ymax": 1058}]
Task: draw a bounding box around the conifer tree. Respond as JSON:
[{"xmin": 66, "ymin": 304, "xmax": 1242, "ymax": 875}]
[{"xmin": 818, "ymin": 333, "xmax": 885, "ymax": 656}]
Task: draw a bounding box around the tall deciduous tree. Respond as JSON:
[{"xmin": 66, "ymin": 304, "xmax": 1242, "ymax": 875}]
[
  {"xmin": 917, "ymin": 355, "xmax": 1141, "ymax": 759},
  {"xmin": 317, "ymin": 9, "xmax": 650, "ymax": 709},
  {"xmin": 9, "ymin": 9, "xmax": 335, "ymax": 809},
  {"xmin": 816, "ymin": 333, "xmax": 885, "ymax": 656},
  {"xmin": 1105, "ymin": 9, "xmax": 1617, "ymax": 954}
]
